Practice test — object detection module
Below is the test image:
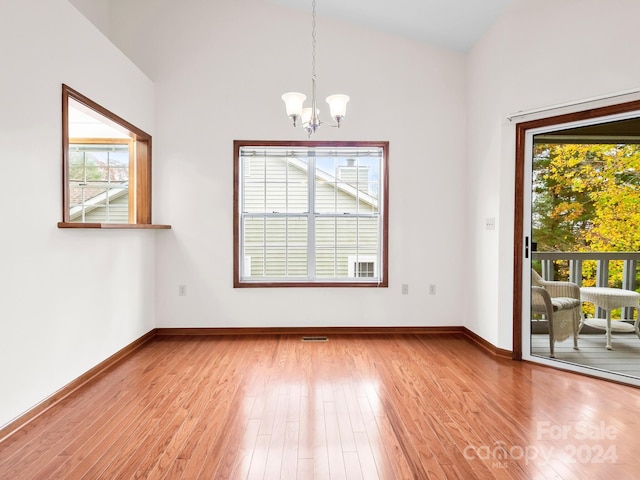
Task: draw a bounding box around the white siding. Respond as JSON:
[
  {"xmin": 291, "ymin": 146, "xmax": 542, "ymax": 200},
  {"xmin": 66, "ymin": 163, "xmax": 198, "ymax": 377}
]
[
  {"xmin": 243, "ymin": 156, "xmax": 309, "ymax": 213},
  {"xmin": 82, "ymin": 191, "xmax": 129, "ymax": 223},
  {"xmin": 244, "ymin": 216, "xmax": 308, "ymax": 278},
  {"xmin": 242, "ymin": 154, "xmax": 380, "ymax": 280}
]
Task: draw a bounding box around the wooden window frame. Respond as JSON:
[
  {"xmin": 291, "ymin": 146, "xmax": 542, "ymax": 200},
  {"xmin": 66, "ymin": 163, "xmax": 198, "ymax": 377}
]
[
  {"xmin": 513, "ymin": 98, "xmax": 640, "ymax": 360},
  {"xmin": 233, "ymin": 140, "xmax": 389, "ymax": 288},
  {"xmin": 59, "ymin": 84, "xmax": 170, "ymax": 229}
]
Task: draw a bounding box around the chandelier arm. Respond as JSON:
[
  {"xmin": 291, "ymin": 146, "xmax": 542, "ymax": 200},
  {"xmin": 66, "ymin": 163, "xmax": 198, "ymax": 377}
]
[{"xmin": 318, "ymin": 120, "xmax": 339, "ymax": 128}]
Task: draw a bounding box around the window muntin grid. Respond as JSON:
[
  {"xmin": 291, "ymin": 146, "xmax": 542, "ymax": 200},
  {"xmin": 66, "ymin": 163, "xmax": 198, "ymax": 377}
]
[
  {"xmin": 237, "ymin": 143, "xmax": 386, "ymax": 285},
  {"xmin": 68, "ymin": 142, "xmax": 130, "ymax": 223}
]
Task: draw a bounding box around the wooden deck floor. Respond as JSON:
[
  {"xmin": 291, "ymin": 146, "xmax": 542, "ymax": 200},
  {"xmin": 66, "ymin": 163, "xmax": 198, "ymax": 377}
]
[
  {"xmin": 531, "ymin": 333, "xmax": 640, "ymax": 378},
  {"xmin": 1, "ymin": 334, "xmax": 639, "ymax": 479}
]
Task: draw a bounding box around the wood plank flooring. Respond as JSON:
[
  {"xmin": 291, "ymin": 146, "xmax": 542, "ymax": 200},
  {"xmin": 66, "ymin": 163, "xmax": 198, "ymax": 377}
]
[{"xmin": 1, "ymin": 334, "xmax": 639, "ymax": 479}]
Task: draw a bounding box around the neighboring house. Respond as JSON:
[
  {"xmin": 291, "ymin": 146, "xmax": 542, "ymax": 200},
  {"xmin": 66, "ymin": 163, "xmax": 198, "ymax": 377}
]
[
  {"xmin": 69, "ymin": 187, "xmax": 129, "ymax": 223},
  {"xmin": 242, "ymin": 154, "xmax": 380, "ymax": 280},
  {"xmin": 68, "ymin": 141, "xmax": 131, "ymax": 223}
]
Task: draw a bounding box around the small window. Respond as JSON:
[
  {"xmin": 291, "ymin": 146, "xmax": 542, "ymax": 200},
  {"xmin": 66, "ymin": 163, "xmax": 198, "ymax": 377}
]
[
  {"xmin": 358, "ymin": 263, "xmax": 374, "ymax": 277},
  {"xmin": 68, "ymin": 140, "xmax": 132, "ymax": 223},
  {"xmin": 348, "ymin": 256, "xmax": 377, "ymax": 278},
  {"xmin": 61, "ymin": 84, "xmax": 154, "ymax": 226},
  {"xmin": 356, "ymin": 262, "xmax": 375, "ymax": 277},
  {"xmin": 234, "ymin": 141, "xmax": 389, "ymax": 287}
]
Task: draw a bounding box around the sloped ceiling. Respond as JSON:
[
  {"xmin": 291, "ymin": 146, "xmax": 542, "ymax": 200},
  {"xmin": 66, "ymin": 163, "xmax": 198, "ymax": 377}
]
[
  {"xmin": 267, "ymin": 0, "xmax": 516, "ymax": 52},
  {"xmin": 68, "ymin": 0, "xmax": 517, "ymax": 53}
]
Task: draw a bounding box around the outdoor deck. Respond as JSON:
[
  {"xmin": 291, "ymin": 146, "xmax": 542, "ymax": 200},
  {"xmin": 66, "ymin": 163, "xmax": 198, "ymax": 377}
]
[
  {"xmin": 531, "ymin": 332, "xmax": 640, "ymax": 378},
  {"xmin": 531, "ymin": 251, "xmax": 640, "ymax": 380}
]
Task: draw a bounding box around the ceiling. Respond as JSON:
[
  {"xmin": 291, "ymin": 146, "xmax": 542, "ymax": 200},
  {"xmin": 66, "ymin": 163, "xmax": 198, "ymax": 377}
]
[
  {"xmin": 267, "ymin": 0, "xmax": 517, "ymax": 52},
  {"xmin": 535, "ymin": 117, "xmax": 640, "ymax": 144}
]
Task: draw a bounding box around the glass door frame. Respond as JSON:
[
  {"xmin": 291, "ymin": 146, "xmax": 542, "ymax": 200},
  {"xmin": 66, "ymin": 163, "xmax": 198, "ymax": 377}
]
[{"xmin": 513, "ymin": 99, "xmax": 640, "ymax": 386}]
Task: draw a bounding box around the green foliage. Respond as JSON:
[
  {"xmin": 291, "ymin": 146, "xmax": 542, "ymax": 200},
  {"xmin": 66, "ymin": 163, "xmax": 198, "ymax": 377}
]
[
  {"xmin": 534, "ymin": 143, "xmax": 640, "ymax": 253},
  {"xmin": 532, "ymin": 145, "xmax": 590, "ymax": 252},
  {"xmin": 533, "ymin": 143, "xmax": 640, "ymax": 310},
  {"xmin": 69, "ymin": 151, "xmax": 103, "ymax": 182}
]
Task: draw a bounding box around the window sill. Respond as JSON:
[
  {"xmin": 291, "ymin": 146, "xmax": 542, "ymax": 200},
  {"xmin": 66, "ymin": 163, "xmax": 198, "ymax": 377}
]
[
  {"xmin": 235, "ymin": 281, "xmax": 388, "ymax": 288},
  {"xmin": 57, "ymin": 222, "xmax": 171, "ymax": 230}
]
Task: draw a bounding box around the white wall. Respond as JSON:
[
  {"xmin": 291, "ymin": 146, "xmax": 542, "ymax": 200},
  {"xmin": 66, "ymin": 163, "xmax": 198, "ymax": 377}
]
[
  {"xmin": 466, "ymin": 0, "xmax": 640, "ymax": 349},
  {"xmin": 67, "ymin": 0, "xmax": 111, "ymax": 37},
  {"xmin": 0, "ymin": 0, "xmax": 157, "ymax": 428},
  {"xmin": 109, "ymin": 0, "xmax": 469, "ymax": 328}
]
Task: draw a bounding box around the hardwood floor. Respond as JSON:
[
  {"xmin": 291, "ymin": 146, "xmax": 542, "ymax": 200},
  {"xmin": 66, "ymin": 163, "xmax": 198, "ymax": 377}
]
[{"xmin": 1, "ymin": 334, "xmax": 639, "ymax": 479}]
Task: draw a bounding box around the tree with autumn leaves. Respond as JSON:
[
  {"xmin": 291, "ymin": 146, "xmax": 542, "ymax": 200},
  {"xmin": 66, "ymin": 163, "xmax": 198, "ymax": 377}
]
[{"xmin": 533, "ymin": 143, "xmax": 640, "ymax": 290}]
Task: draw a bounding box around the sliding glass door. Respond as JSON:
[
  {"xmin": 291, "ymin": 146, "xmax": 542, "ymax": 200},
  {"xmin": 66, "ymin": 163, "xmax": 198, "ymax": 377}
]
[{"xmin": 517, "ymin": 103, "xmax": 640, "ymax": 386}]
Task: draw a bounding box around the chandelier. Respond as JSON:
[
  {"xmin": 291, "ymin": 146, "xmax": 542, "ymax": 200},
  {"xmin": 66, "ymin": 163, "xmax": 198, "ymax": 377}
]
[{"xmin": 281, "ymin": 0, "xmax": 349, "ymax": 137}]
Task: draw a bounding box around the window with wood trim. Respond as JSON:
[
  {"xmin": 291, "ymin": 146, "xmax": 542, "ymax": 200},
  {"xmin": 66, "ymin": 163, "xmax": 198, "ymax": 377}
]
[
  {"xmin": 68, "ymin": 139, "xmax": 132, "ymax": 223},
  {"xmin": 234, "ymin": 141, "xmax": 389, "ymax": 287},
  {"xmin": 61, "ymin": 84, "xmax": 155, "ymax": 227}
]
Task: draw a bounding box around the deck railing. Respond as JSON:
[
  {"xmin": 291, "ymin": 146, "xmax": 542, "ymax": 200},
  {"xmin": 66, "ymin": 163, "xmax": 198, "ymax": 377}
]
[{"xmin": 532, "ymin": 251, "xmax": 640, "ymax": 319}]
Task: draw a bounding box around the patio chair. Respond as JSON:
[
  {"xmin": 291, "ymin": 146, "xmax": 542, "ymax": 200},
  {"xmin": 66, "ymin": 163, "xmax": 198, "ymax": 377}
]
[{"xmin": 531, "ymin": 269, "xmax": 581, "ymax": 358}]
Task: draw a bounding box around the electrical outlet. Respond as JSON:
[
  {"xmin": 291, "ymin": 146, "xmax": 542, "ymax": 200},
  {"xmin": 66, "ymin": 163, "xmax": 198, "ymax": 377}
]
[
  {"xmin": 486, "ymin": 217, "xmax": 496, "ymax": 230},
  {"xmin": 402, "ymin": 284, "xmax": 409, "ymax": 295},
  {"xmin": 429, "ymin": 284, "xmax": 436, "ymax": 295},
  {"xmin": 178, "ymin": 284, "xmax": 187, "ymax": 296}
]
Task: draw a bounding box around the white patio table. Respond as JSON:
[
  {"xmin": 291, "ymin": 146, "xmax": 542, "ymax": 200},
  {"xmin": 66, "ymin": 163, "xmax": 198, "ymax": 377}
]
[{"xmin": 580, "ymin": 286, "xmax": 640, "ymax": 350}]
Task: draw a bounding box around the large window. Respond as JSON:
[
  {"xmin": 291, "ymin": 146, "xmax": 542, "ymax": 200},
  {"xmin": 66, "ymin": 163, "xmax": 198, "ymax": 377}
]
[{"xmin": 234, "ymin": 141, "xmax": 389, "ymax": 287}]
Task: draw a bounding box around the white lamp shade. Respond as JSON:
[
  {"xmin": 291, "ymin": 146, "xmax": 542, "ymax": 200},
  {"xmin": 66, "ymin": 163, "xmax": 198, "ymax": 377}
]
[
  {"xmin": 326, "ymin": 94, "xmax": 349, "ymax": 119},
  {"xmin": 282, "ymin": 92, "xmax": 306, "ymax": 117},
  {"xmin": 301, "ymin": 107, "xmax": 319, "ymax": 125}
]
